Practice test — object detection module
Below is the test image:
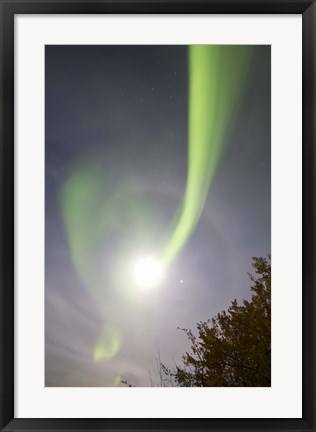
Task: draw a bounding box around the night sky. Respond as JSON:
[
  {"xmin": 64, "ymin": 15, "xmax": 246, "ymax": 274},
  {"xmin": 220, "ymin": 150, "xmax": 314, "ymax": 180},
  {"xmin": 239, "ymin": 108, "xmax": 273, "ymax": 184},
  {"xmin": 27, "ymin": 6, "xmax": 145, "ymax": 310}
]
[{"xmin": 45, "ymin": 45, "xmax": 270, "ymax": 387}]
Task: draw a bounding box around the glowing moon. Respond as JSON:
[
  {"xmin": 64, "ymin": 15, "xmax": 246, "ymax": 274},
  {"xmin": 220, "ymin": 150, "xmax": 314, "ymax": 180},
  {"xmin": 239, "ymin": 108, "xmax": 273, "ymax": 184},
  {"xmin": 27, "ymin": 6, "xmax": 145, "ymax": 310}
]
[{"xmin": 132, "ymin": 256, "xmax": 163, "ymax": 289}]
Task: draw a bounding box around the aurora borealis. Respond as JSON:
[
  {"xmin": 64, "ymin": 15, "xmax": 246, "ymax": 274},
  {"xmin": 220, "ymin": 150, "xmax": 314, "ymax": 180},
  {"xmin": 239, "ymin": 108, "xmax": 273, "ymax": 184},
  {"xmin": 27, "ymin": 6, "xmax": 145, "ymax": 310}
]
[
  {"xmin": 45, "ymin": 45, "xmax": 270, "ymax": 386},
  {"xmin": 163, "ymin": 45, "xmax": 251, "ymax": 264}
]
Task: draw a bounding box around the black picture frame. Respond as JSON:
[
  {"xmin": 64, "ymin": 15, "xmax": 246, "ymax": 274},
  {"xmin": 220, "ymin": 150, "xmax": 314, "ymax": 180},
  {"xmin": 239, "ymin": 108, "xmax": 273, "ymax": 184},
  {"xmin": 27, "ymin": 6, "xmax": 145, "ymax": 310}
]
[{"xmin": 0, "ymin": 1, "xmax": 314, "ymax": 431}]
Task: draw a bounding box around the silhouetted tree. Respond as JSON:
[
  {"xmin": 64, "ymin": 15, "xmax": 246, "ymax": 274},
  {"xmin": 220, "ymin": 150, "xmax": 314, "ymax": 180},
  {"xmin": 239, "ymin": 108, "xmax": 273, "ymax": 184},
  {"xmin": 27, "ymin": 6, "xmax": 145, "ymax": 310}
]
[{"xmin": 162, "ymin": 256, "xmax": 271, "ymax": 387}]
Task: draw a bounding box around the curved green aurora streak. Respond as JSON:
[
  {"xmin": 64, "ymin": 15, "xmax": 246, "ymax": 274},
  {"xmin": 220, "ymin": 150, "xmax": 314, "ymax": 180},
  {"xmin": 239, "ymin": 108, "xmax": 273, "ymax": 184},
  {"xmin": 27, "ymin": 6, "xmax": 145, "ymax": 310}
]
[
  {"xmin": 59, "ymin": 45, "xmax": 251, "ymax": 370},
  {"xmin": 162, "ymin": 45, "xmax": 251, "ymax": 264}
]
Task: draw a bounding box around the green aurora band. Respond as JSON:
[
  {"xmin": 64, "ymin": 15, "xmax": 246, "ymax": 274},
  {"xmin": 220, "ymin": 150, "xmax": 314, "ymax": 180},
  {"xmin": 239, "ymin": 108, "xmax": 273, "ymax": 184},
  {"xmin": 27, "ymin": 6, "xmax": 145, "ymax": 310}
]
[
  {"xmin": 59, "ymin": 45, "xmax": 251, "ymax": 372},
  {"xmin": 162, "ymin": 45, "xmax": 251, "ymax": 264}
]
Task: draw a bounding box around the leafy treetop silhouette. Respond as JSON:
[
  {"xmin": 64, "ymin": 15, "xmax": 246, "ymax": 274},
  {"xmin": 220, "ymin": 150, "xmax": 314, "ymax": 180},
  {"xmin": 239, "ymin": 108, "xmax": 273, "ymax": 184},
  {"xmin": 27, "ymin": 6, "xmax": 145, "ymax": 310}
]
[{"xmin": 161, "ymin": 255, "xmax": 271, "ymax": 387}]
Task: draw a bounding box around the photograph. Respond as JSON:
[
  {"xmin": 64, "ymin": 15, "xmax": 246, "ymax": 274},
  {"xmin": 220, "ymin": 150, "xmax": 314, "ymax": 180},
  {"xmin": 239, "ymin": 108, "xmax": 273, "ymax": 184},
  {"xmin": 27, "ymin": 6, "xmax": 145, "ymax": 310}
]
[{"xmin": 45, "ymin": 44, "xmax": 271, "ymax": 388}]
